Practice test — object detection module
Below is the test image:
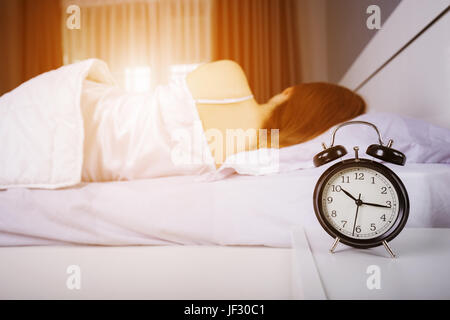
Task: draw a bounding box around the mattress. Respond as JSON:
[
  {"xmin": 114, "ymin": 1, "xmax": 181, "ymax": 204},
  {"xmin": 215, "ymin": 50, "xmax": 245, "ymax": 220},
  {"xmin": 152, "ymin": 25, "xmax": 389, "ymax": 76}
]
[{"xmin": 0, "ymin": 163, "xmax": 449, "ymax": 247}]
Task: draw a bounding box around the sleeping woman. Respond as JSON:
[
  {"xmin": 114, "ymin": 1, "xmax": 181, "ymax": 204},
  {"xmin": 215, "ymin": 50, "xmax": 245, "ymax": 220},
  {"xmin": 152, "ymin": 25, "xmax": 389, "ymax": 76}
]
[{"xmin": 80, "ymin": 60, "xmax": 366, "ymax": 182}]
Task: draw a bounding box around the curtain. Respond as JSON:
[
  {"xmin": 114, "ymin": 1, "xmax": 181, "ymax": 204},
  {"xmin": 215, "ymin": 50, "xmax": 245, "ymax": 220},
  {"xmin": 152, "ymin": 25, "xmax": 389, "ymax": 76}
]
[
  {"xmin": 0, "ymin": 0, "xmax": 62, "ymax": 95},
  {"xmin": 213, "ymin": 0, "xmax": 302, "ymax": 103},
  {"xmin": 23, "ymin": 0, "xmax": 63, "ymax": 81},
  {"xmin": 63, "ymin": 0, "xmax": 212, "ymax": 91},
  {"xmin": 62, "ymin": 0, "xmax": 302, "ymax": 101}
]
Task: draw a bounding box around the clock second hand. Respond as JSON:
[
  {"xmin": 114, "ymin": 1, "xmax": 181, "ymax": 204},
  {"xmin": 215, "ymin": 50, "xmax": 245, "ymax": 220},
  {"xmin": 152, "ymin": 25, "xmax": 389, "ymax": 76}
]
[{"xmin": 352, "ymin": 193, "xmax": 362, "ymax": 236}]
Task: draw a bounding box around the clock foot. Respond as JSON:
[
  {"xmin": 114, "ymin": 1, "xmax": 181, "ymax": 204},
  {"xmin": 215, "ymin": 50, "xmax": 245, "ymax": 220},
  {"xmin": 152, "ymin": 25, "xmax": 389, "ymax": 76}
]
[
  {"xmin": 382, "ymin": 240, "xmax": 396, "ymax": 258},
  {"xmin": 329, "ymin": 237, "xmax": 340, "ymax": 253}
]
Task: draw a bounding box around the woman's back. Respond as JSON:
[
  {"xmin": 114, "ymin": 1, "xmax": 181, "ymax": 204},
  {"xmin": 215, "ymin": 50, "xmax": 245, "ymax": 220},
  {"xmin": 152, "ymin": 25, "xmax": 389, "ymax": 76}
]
[{"xmin": 186, "ymin": 60, "xmax": 269, "ymax": 165}]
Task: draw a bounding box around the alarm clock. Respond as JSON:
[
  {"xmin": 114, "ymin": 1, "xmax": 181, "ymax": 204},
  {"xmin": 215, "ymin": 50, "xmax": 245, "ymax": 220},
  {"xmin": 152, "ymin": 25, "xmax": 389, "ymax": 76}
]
[{"xmin": 312, "ymin": 120, "xmax": 409, "ymax": 258}]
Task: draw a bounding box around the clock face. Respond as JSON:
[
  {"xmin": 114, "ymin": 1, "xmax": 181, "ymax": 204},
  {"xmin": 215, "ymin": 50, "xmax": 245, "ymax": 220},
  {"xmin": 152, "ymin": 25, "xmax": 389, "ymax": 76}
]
[
  {"xmin": 320, "ymin": 165, "xmax": 400, "ymax": 240},
  {"xmin": 314, "ymin": 159, "xmax": 409, "ymax": 248}
]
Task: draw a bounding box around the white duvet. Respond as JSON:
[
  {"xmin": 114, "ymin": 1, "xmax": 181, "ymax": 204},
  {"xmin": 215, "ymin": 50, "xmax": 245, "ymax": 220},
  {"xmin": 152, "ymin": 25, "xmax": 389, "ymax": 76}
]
[
  {"xmin": 0, "ymin": 60, "xmax": 115, "ymax": 189},
  {"xmin": 0, "ymin": 59, "xmax": 215, "ymax": 189}
]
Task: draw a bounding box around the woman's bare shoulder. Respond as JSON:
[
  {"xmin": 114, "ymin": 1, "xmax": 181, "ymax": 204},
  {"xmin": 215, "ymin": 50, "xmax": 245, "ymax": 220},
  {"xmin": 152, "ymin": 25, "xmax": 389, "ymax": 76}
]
[
  {"xmin": 186, "ymin": 60, "xmax": 252, "ymax": 100},
  {"xmin": 190, "ymin": 60, "xmax": 243, "ymax": 76}
]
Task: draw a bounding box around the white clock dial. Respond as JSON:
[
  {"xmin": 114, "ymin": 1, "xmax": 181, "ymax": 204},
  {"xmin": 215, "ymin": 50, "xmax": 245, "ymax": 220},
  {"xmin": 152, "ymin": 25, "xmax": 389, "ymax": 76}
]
[{"xmin": 322, "ymin": 166, "xmax": 399, "ymax": 240}]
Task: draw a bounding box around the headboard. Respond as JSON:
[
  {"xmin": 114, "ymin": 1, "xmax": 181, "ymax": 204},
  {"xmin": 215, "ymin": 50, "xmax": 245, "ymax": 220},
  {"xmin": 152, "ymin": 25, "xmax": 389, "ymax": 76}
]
[{"xmin": 340, "ymin": 0, "xmax": 450, "ymax": 129}]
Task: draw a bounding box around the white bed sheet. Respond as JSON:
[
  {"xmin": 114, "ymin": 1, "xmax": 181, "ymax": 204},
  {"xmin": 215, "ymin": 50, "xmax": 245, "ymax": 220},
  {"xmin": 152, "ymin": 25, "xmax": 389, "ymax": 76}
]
[{"xmin": 0, "ymin": 163, "xmax": 449, "ymax": 247}]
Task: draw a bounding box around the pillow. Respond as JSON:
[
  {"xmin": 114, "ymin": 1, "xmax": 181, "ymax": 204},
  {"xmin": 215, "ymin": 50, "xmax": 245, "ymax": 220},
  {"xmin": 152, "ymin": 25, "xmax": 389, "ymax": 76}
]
[{"xmin": 203, "ymin": 112, "xmax": 450, "ymax": 181}]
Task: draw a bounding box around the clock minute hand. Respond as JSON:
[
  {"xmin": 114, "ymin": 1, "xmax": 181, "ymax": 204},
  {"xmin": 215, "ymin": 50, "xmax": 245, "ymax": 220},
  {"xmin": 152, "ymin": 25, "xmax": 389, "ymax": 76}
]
[
  {"xmin": 352, "ymin": 193, "xmax": 362, "ymax": 236},
  {"xmin": 340, "ymin": 188, "xmax": 357, "ymax": 202},
  {"xmin": 361, "ymin": 201, "xmax": 391, "ymax": 209}
]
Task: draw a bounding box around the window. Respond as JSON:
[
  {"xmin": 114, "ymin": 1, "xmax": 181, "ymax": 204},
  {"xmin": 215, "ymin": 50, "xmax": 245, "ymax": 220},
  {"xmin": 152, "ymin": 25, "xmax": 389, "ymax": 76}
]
[{"xmin": 124, "ymin": 66, "xmax": 151, "ymax": 93}]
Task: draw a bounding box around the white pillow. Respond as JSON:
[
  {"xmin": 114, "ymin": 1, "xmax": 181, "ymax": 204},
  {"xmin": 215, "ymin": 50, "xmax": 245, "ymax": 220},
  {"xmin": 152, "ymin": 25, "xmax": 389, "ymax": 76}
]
[{"xmin": 204, "ymin": 112, "xmax": 450, "ymax": 180}]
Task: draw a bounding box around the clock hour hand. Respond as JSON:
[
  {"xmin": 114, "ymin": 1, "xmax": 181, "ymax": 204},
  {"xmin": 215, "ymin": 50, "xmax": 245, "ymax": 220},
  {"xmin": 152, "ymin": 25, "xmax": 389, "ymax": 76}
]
[
  {"xmin": 340, "ymin": 187, "xmax": 357, "ymax": 202},
  {"xmin": 361, "ymin": 201, "xmax": 391, "ymax": 208}
]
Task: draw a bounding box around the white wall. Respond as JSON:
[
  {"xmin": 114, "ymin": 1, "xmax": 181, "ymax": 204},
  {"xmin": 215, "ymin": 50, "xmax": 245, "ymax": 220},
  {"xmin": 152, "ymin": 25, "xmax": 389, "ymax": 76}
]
[
  {"xmin": 326, "ymin": 0, "xmax": 401, "ymax": 83},
  {"xmin": 357, "ymin": 11, "xmax": 450, "ymax": 128},
  {"xmin": 340, "ymin": 0, "xmax": 450, "ymax": 129},
  {"xmin": 297, "ymin": 0, "xmax": 401, "ymax": 84}
]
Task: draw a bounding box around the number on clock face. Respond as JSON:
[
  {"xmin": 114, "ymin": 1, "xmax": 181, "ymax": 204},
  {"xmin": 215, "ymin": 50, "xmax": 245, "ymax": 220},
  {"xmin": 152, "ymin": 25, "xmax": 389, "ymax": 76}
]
[{"xmin": 322, "ymin": 166, "xmax": 399, "ymax": 240}]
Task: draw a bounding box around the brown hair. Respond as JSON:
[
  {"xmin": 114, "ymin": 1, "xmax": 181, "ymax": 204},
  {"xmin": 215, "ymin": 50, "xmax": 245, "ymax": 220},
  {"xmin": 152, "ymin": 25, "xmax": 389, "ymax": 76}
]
[{"xmin": 263, "ymin": 82, "xmax": 366, "ymax": 148}]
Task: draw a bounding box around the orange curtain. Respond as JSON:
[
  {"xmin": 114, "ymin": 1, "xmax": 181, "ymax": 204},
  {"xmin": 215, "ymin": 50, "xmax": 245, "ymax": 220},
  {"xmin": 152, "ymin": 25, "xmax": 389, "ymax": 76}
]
[
  {"xmin": 0, "ymin": 0, "xmax": 62, "ymax": 95},
  {"xmin": 22, "ymin": 0, "xmax": 63, "ymax": 82},
  {"xmin": 213, "ymin": 0, "xmax": 302, "ymax": 103}
]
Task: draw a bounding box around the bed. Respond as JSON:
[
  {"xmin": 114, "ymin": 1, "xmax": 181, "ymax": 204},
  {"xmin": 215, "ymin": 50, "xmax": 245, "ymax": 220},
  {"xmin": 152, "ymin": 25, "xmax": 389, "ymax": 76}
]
[
  {"xmin": 1, "ymin": 0, "xmax": 450, "ymax": 299},
  {"xmin": 1, "ymin": 163, "xmax": 449, "ymax": 247}
]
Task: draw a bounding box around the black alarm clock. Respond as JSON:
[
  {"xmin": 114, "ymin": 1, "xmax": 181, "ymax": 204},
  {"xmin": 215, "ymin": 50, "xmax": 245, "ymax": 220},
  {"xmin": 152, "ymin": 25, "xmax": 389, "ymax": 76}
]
[{"xmin": 312, "ymin": 120, "xmax": 409, "ymax": 258}]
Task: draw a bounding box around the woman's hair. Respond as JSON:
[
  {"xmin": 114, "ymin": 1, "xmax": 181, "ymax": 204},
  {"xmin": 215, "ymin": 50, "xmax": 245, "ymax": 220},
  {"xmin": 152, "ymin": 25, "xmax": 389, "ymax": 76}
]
[{"xmin": 263, "ymin": 82, "xmax": 366, "ymax": 148}]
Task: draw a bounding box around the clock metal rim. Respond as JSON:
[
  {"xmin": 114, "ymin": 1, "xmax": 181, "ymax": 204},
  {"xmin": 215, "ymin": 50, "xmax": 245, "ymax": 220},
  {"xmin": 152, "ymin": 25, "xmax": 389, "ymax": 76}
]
[{"xmin": 313, "ymin": 158, "xmax": 409, "ymax": 249}]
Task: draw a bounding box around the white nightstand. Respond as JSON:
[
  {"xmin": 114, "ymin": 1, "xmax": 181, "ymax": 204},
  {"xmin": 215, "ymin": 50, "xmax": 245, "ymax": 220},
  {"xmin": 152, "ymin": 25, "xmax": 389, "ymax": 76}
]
[{"xmin": 291, "ymin": 226, "xmax": 450, "ymax": 299}]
